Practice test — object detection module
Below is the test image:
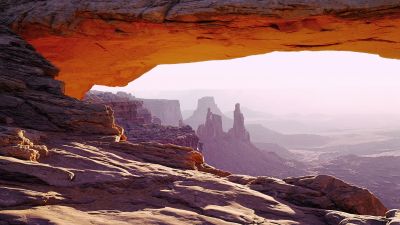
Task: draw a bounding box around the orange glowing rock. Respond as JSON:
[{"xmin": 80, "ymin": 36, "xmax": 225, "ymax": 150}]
[{"xmin": 2, "ymin": 1, "xmax": 400, "ymax": 98}]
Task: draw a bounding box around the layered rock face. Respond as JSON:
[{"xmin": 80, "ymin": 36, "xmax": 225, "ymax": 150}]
[
  {"xmin": 228, "ymin": 174, "xmax": 388, "ymax": 216},
  {"xmin": 128, "ymin": 124, "xmax": 199, "ymax": 150},
  {"xmin": 85, "ymin": 91, "xmax": 153, "ymax": 126},
  {"xmin": 0, "ymin": 24, "xmax": 398, "ymax": 225},
  {"xmin": 185, "ymin": 97, "xmax": 233, "ymax": 131},
  {"xmin": 0, "ymin": 26, "xmax": 121, "ymax": 137},
  {"xmin": 1, "ymin": 1, "xmax": 400, "ymax": 98},
  {"xmin": 84, "ymin": 91, "xmax": 199, "ymax": 149},
  {"xmin": 0, "ymin": 126, "xmax": 48, "ymax": 162},
  {"xmin": 197, "ymin": 103, "xmax": 306, "ymax": 178}
]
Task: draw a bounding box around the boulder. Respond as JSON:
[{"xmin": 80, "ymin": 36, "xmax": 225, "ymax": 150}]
[{"xmin": 283, "ymin": 175, "xmax": 388, "ymax": 216}]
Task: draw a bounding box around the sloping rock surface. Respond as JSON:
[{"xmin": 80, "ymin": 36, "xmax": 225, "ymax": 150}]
[{"xmin": 228, "ymin": 174, "xmax": 388, "ymax": 216}]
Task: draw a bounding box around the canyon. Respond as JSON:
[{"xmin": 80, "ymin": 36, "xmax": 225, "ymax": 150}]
[{"xmin": 1, "ymin": 1, "xmax": 400, "ymax": 224}]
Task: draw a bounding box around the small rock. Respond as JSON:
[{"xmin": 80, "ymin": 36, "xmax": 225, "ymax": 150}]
[{"xmin": 386, "ymin": 210, "xmax": 400, "ymax": 219}]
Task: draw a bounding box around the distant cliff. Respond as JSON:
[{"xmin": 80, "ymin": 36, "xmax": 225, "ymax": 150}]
[
  {"xmin": 140, "ymin": 99, "xmax": 183, "ymax": 127},
  {"xmin": 84, "ymin": 91, "xmax": 198, "ymax": 149},
  {"xmin": 197, "ymin": 103, "xmax": 306, "ymax": 178}
]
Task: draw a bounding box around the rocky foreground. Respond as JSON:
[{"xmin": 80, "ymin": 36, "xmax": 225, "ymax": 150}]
[
  {"xmin": 0, "ymin": 24, "xmax": 400, "ymax": 225},
  {"xmin": 1, "ymin": 125, "xmax": 399, "ymax": 225}
]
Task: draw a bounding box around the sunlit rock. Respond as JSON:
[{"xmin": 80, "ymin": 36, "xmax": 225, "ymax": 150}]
[{"xmin": 1, "ymin": 1, "xmax": 399, "ymax": 98}]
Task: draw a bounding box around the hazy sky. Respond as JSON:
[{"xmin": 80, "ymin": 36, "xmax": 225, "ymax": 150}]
[{"xmin": 93, "ymin": 51, "xmax": 400, "ymax": 115}]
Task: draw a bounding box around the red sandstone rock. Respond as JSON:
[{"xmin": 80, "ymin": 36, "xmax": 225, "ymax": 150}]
[
  {"xmin": 228, "ymin": 174, "xmax": 388, "ymax": 216},
  {"xmin": 284, "ymin": 175, "xmax": 388, "ymax": 216},
  {"xmin": 0, "ymin": 26, "xmax": 121, "ymax": 136},
  {"xmin": 0, "ymin": 126, "xmax": 48, "ymax": 161},
  {"xmin": 0, "ymin": 11, "xmax": 398, "ymax": 225},
  {"xmin": 85, "ymin": 91, "xmax": 153, "ymax": 126},
  {"xmin": 314, "ymin": 154, "xmax": 400, "ymax": 210},
  {"xmin": 2, "ymin": 1, "xmax": 400, "ymax": 98}
]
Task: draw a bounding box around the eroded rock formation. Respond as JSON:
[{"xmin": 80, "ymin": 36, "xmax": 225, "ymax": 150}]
[
  {"xmin": 197, "ymin": 104, "xmax": 306, "ymax": 178},
  {"xmin": 228, "ymin": 174, "xmax": 388, "ymax": 216},
  {"xmin": 185, "ymin": 97, "xmax": 233, "ymax": 131},
  {"xmin": 1, "ymin": 4, "xmax": 400, "ymax": 225},
  {"xmin": 3, "ymin": 1, "xmax": 399, "ymax": 98},
  {"xmin": 315, "ymin": 154, "xmax": 400, "ymax": 210},
  {"xmin": 0, "ymin": 126, "xmax": 48, "ymax": 161},
  {"xmin": 0, "ymin": 26, "xmax": 121, "ymax": 137},
  {"xmin": 228, "ymin": 103, "xmax": 250, "ymax": 142},
  {"xmin": 84, "ymin": 91, "xmax": 199, "ymax": 149},
  {"xmin": 85, "ymin": 91, "xmax": 153, "ymax": 126}
]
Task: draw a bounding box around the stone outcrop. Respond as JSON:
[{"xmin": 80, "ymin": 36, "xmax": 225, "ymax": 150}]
[
  {"xmin": 0, "ymin": 126, "xmax": 48, "ymax": 161},
  {"xmin": 85, "ymin": 91, "xmax": 153, "ymax": 126},
  {"xmin": 0, "ymin": 26, "xmax": 121, "ymax": 137},
  {"xmin": 197, "ymin": 104, "xmax": 306, "ymax": 178},
  {"xmin": 284, "ymin": 175, "xmax": 388, "ymax": 216},
  {"xmin": 315, "ymin": 154, "xmax": 400, "ymax": 210},
  {"xmin": 185, "ymin": 97, "xmax": 233, "ymax": 131},
  {"xmin": 1, "ymin": 1, "xmax": 400, "ymax": 98},
  {"xmin": 228, "ymin": 174, "xmax": 388, "ymax": 216}
]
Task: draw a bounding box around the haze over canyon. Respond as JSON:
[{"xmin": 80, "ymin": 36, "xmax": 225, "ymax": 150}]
[{"xmin": 1, "ymin": 1, "xmax": 400, "ymax": 225}]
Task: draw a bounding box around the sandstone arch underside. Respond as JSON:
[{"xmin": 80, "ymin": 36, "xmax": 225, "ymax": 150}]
[{"xmin": 1, "ymin": 0, "xmax": 400, "ymax": 99}]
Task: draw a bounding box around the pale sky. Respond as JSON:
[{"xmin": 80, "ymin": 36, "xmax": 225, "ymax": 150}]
[{"xmin": 93, "ymin": 51, "xmax": 400, "ymax": 115}]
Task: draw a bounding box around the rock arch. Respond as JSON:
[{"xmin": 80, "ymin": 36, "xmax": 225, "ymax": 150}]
[{"xmin": 2, "ymin": 0, "xmax": 400, "ymax": 98}]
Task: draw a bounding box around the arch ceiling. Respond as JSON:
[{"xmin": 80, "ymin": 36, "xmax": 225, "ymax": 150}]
[{"xmin": 1, "ymin": 0, "xmax": 400, "ymax": 98}]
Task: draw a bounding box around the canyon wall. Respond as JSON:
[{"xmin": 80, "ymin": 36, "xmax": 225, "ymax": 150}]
[
  {"xmin": 1, "ymin": 1, "xmax": 399, "ymax": 98},
  {"xmin": 140, "ymin": 99, "xmax": 183, "ymax": 127},
  {"xmin": 84, "ymin": 91, "xmax": 198, "ymax": 149}
]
